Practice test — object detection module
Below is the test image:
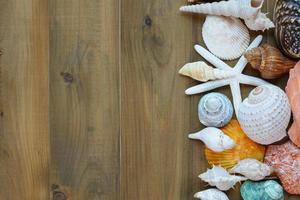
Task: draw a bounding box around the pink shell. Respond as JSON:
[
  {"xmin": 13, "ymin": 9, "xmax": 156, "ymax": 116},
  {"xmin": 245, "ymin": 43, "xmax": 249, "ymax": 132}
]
[
  {"xmin": 286, "ymin": 61, "xmax": 300, "ymax": 147},
  {"xmin": 264, "ymin": 141, "xmax": 300, "ymax": 194}
]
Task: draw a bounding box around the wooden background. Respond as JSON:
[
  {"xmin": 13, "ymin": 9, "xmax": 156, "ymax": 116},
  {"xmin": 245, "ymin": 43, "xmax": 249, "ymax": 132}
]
[{"xmin": 0, "ymin": 0, "xmax": 299, "ymax": 199}]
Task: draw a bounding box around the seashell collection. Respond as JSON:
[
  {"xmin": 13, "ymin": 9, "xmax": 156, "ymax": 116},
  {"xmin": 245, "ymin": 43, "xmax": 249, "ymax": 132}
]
[
  {"xmin": 198, "ymin": 93, "xmax": 233, "ymax": 127},
  {"xmin": 178, "ymin": 0, "xmax": 300, "ymax": 198}
]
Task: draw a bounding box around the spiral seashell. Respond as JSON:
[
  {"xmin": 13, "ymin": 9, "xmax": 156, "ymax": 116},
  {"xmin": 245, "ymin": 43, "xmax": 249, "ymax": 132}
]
[
  {"xmin": 178, "ymin": 61, "xmax": 235, "ymax": 82},
  {"xmin": 188, "ymin": 127, "xmax": 236, "ymax": 152},
  {"xmin": 274, "ymin": 0, "xmax": 300, "ymax": 58},
  {"xmin": 199, "ymin": 166, "xmax": 247, "ymax": 191},
  {"xmin": 202, "ymin": 15, "xmax": 250, "ymax": 60},
  {"xmin": 198, "ymin": 93, "xmax": 233, "ymax": 127},
  {"xmin": 194, "ymin": 188, "xmax": 229, "ymax": 200},
  {"xmin": 237, "ymin": 84, "xmax": 291, "ymax": 145},
  {"xmin": 229, "ymin": 158, "xmax": 273, "ymax": 181},
  {"xmin": 241, "ymin": 180, "xmax": 284, "ymax": 200},
  {"xmin": 245, "ymin": 44, "xmax": 296, "ymax": 79}
]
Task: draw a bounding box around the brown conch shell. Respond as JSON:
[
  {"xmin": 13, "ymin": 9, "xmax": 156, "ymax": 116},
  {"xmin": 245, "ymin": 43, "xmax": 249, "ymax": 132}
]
[
  {"xmin": 286, "ymin": 61, "xmax": 300, "ymax": 147},
  {"xmin": 244, "ymin": 44, "xmax": 296, "ymax": 79},
  {"xmin": 264, "ymin": 141, "xmax": 300, "ymax": 195}
]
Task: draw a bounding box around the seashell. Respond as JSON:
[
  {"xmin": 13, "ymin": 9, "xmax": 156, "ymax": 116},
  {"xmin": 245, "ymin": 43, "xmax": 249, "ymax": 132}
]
[
  {"xmin": 286, "ymin": 61, "xmax": 300, "ymax": 147},
  {"xmin": 178, "ymin": 61, "xmax": 235, "ymax": 82},
  {"xmin": 202, "ymin": 15, "xmax": 250, "ymax": 60},
  {"xmin": 198, "ymin": 93, "xmax": 233, "ymax": 127},
  {"xmin": 244, "ymin": 44, "xmax": 296, "ymax": 79},
  {"xmin": 199, "ymin": 166, "xmax": 247, "ymax": 191},
  {"xmin": 274, "ymin": 0, "xmax": 300, "ymax": 59},
  {"xmin": 205, "ymin": 120, "xmax": 265, "ymax": 169},
  {"xmin": 264, "ymin": 141, "xmax": 300, "ymax": 195},
  {"xmin": 229, "ymin": 158, "xmax": 273, "ymax": 181},
  {"xmin": 188, "ymin": 127, "xmax": 236, "ymax": 152},
  {"xmin": 194, "ymin": 188, "xmax": 229, "ymax": 200},
  {"xmin": 240, "ymin": 180, "xmax": 284, "ymax": 200},
  {"xmin": 237, "ymin": 84, "xmax": 291, "ymax": 145},
  {"xmin": 179, "ymin": 0, "xmax": 274, "ymax": 31}
]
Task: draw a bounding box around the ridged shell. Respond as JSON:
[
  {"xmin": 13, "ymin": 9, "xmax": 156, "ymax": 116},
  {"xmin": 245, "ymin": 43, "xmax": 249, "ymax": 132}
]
[
  {"xmin": 264, "ymin": 141, "xmax": 300, "ymax": 195},
  {"xmin": 199, "ymin": 166, "xmax": 247, "ymax": 191},
  {"xmin": 188, "ymin": 127, "xmax": 236, "ymax": 152},
  {"xmin": 241, "ymin": 180, "xmax": 284, "ymax": 200},
  {"xmin": 286, "ymin": 61, "xmax": 300, "ymax": 147},
  {"xmin": 237, "ymin": 84, "xmax": 291, "ymax": 145},
  {"xmin": 245, "ymin": 44, "xmax": 296, "ymax": 79},
  {"xmin": 229, "ymin": 158, "xmax": 273, "ymax": 181},
  {"xmin": 194, "ymin": 188, "xmax": 229, "ymax": 200},
  {"xmin": 178, "ymin": 61, "xmax": 235, "ymax": 82},
  {"xmin": 202, "ymin": 15, "xmax": 250, "ymax": 60},
  {"xmin": 198, "ymin": 93, "xmax": 233, "ymax": 127},
  {"xmin": 205, "ymin": 120, "xmax": 266, "ymax": 169},
  {"xmin": 274, "ymin": 0, "xmax": 300, "ymax": 58}
]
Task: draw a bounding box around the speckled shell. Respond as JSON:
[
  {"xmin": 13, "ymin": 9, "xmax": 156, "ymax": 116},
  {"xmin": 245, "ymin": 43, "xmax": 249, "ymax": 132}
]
[
  {"xmin": 274, "ymin": 0, "xmax": 300, "ymax": 58},
  {"xmin": 205, "ymin": 120, "xmax": 266, "ymax": 169},
  {"xmin": 237, "ymin": 84, "xmax": 291, "ymax": 145},
  {"xmin": 198, "ymin": 93, "xmax": 233, "ymax": 127},
  {"xmin": 229, "ymin": 158, "xmax": 273, "ymax": 181},
  {"xmin": 202, "ymin": 15, "xmax": 250, "ymax": 60},
  {"xmin": 194, "ymin": 188, "xmax": 229, "ymax": 200},
  {"xmin": 241, "ymin": 180, "xmax": 284, "ymax": 200},
  {"xmin": 264, "ymin": 141, "xmax": 300, "ymax": 195},
  {"xmin": 199, "ymin": 166, "xmax": 247, "ymax": 191}
]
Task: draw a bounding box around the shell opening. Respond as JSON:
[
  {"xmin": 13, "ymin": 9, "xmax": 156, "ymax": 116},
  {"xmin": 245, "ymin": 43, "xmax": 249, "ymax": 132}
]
[{"xmin": 251, "ymin": 0, "xmax": 264, "ymax": 8}]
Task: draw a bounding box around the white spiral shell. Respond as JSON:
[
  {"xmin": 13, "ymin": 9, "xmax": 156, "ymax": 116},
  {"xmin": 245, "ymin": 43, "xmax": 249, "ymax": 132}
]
[
  {"xmin": 194, "ymin": 188, "xmax": 229, "ymax": 200},
  {"xmin": 202, "ymin": 15, "xmax": 250, "ymax": 60},
  {"xmin": 198, "ymin": 93, "xmax": 233, "ymax": 127},
  {"xmin": 237, "ymin": 84, "xmax": 291, "ymax": 145}
]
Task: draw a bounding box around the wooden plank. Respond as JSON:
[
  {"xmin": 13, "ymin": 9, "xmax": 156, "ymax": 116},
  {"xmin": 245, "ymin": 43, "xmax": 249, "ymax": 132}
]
[
  {"xmin": 49, "ymin": 0, "xmax": 120, "ymax": 199},
  {"xmin": 121, "ymin": 0, "xmax": 206, "ymax": 199},
  {"xmin": 0, "ymin": 0, "xmax": 50, "ymax": 199}
]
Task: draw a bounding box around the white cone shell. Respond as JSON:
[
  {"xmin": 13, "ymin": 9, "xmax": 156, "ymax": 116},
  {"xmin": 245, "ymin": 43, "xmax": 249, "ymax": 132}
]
[
  {"xmin": 179, "ymin": 0, "xmax": 263, "ymax": 19},
  {"xmin": 188, "ymin": 127, "xmax": 236, "ymax": 152},
  {"xmin": 199, "ymin": 166, "xmax": 247, "ymax": 191},
  {"xmin": 229, "ymin": 158, "xmax": 274, "ymax": 181},
  {"xmin": 237, "ymin": 84, "xmax": 291, "ymax": 145},
  {"xmin": 202, "ymin": 15, "xmax": 250, "ymax": 60},
  {"xmin": 194, "ymin": 188, "xmax": 229, "ymax": 200}
]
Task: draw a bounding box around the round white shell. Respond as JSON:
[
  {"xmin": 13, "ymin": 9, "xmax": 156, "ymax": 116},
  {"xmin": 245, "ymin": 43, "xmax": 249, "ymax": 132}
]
[
  {"xmin": 194, "ymin": 188, "xmax": 229, "ymax": 200},
  {"xmin": 198, "ymin": 92, "xmax": 233, "ymax": 127},
  {"xmin": 199, "ymin": 166, "xmax": 247, "ymax": 191},
  {"xmin": 202, "ymin": 15, "xmax": 250, "ymax": 60},
  {"xmin": 229, "ymin": 158, "xmax": 274, "ymax": 181},
  {"xmin": 237, "ymin": 84, "xmax": 291, "ymax": 145},
  {"xmin": 188, "ymin": 127, "xmax": 236, "ymax": 152}
]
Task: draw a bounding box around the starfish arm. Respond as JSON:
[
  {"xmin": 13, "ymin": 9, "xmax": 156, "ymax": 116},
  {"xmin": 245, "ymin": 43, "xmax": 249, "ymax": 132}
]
[
  {"xmin": 234, "ymin": 35, "xmax": 263, "ymax": 73},
  {"xmin": 185, "ymin": 79, "xmax": 230, "ymax": 95},
  {"xmin": 194, "ymin": 45, "xmax": 232, "ymax": 71},
  {"xmin": 239, "ymin": 74, "xmax": 270, "ymax": 86},
  {"xmin": 230, "ymin": 81, "xmax": 242, "ymax": 115}
]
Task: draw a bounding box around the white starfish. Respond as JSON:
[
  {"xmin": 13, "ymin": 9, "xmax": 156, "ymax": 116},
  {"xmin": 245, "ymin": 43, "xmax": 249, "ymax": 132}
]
[{"xmin": 185, "ymin": 35, "xmax": 270, "ymax": 114}]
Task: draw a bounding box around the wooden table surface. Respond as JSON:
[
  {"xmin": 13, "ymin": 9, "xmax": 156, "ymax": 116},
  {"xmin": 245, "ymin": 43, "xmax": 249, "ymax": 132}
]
[{"xmin": 0, "ymin": 0, "xmax": 299, "ymax": 199}]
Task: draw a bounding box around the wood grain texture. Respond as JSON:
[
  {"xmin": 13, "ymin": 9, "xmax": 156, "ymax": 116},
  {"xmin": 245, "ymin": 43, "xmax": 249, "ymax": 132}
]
[
  {"xmin": 0, "ymin": 0, "xmax": 49, "ymax": 199},
  {"xmin": 49, "ymin": 0, "xmax": 120, "ymax": 199}
]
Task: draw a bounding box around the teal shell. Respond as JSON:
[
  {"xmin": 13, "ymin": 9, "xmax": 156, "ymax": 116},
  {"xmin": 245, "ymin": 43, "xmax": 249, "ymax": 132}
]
[{"xmin": 241, "ymin": 180, "xmax": 284, "ymax": 200}]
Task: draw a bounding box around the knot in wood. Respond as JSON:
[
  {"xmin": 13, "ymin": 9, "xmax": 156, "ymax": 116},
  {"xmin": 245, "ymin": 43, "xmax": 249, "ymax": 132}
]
[
  {"xmin": 53, "ymin": 191, "xmax": 67, "ymax": 200},
  {"xmin": 60, "ymin": 72, "xmax": 73, "ymax": 83},
  {"xmin": 144, "ymin": 15, "xmax": 152, "ymax": 27}
]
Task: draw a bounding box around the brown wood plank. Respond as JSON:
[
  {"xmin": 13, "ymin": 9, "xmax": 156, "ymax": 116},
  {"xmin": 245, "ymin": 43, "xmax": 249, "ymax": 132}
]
[
  {"xmin": 0, "ymin": 0, "xmax": 50, "ymax": 199},
  {"xmin": 49, "ymin": 0, "xmax": 120, "ymax": 199}
]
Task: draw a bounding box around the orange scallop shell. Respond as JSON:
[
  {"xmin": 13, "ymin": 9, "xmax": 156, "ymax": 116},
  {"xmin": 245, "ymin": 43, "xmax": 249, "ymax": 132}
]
[{"xmin": 205, "ymin": 120, "xmax": 266, "ymax": 169}]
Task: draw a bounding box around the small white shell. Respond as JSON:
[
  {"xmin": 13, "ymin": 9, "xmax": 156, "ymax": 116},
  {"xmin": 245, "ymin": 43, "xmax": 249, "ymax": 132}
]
[
  {"xmin": 237, "ymin": 84, "xmax": 291, "ymax": 145},
  {"xmin": 198, "ymin": 93, "xmax": 233, "ymax": 127},
  {"xmin": 229, "ymin": 159, "xmax": 274, "ymax": 181},
  {"xmin": 178, "ymin": 61, "xmax": 235, "ymax": 82},
  {"xmin": 202, "ymin": 15, "xmax": 250, "ymax": 60},
  {"xmin": 199, "ymin": 166, "xmax": 247, "ymax": 191},
  {"xmin": 188, "ymin": 127, "xmax": 236, "ymax": 152},
  {"xmin": 194, "ymin": 188, "xmax": 229, "ymax": 200},
  {"xmin": 244, "ymin": 12, "xmax": 275, "ymax": 31}
]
